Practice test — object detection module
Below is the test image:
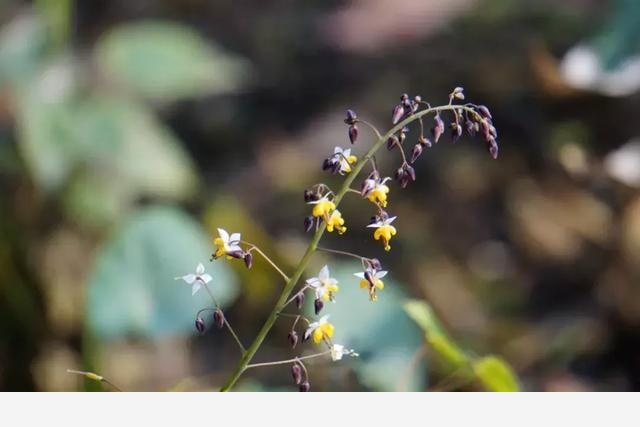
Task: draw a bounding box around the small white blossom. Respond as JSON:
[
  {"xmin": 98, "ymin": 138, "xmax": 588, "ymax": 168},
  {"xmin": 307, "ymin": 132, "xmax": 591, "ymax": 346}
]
[
  {"xmin": 214, "ymin": 228, "xmax": 243, "ymax": 258},
  {"xmin": 366, "ymin": 216, "xmax": 397, "ymax": 229},
  {"xmin": 306, "ymin": 265, "xmax": 340, "ymax": 301},
  {"xmin": 333, "ymin": 147, "xmax": 356, "ymax": 175},
  {"xmin": 330, "ymin": 344, "xmax": 359, "ymax": 361},
  {"xmin": 175, "ymin": 263, "xmax": 212, "ymax": 295}
]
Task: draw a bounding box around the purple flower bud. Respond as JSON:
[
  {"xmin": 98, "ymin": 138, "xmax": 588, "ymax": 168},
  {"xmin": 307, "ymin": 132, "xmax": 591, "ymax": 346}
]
[
  {"xmin": 345, "ymin": 109, "xmax": 358, "ymax": 124},
  {"xmin": 477, "ymin": 105, "xmax": 492, "ymax": 119},
  {"xmin": 450, "ymin": 123, "xmax": 462, "ymax": 143},
  {"xmin": 369, "ymin": 258, "xmax": 382, "ymax": 270},
  {"xmin": 291, "ymin": 363, "xmax": 303, "ymax": 385},
  {"xmin": 432, "ymin": 114, "xmax": 445, "ymax": 143},
  {"xmin": 304, "ymin": 216, "xmax": 314, "ymax": 233},
  {"xmin": 487, "ymin": 138, "xmax": 499, "ymax": 159},
  {"xmin": 465, "ymin": 120, "xmax": 476, "ymax": 137},
  {"xmin": 411, "ymin": 144, "xmax": 423, "ymax": 163},
  {"xmin": 400, "ymin": 93, "xmax": 409, "ymax": 102},
  {"xmin": 348, "ymin": 124, "xmax": 358, "ymax": 144},
  {"xmin": 322, "ymin": 158, "xmax": 332, "ymax": 171},
  {"xmin": 481, "ymin": 119, "xmax": 492, "ymax": 142},
  {"xmin": 213, "ymin": 309, "xmax": 225, "ymax": 329},
  {"xmin": 299, "ymin": 381, "xmax": 310, "ymax": 392},
  {"xmin": 295, "ymin": 292, "xmax": 305, "ymax": 310},
  {"xmin": 405, "ymin": 164, "xmax": 416, "ymax": 181},
  {"xmin": 244, "ymin": 252, "xmax": 253, "ymax": 269},
  {"xmin": 394, "ymin": 167, "xmax": 405, "ymax": 182},
  {"xmin": 392, "ymin": 105, "xmax": 405, "ymax": 125},
  {"xmin": 314, "ymin": 298, "xmax": 324, "ymax": 315},
  {"xmin": 304, "ymin": 189, "xmax": 319, "ymax": 202},
  {"xmin": 195, "ymin": 317, "xmax": 206, "ymax": 333},
  {"xmin": 399, "ymin": 130, "xmax": 407, "ymax": 145},
  {"xmin": 288, "ymin": 331, "xmax": 299, "ymax": 349},
  {"xmin": 227, "ymin": 250, "xmax": 245, "ymax": 259},
  {"xmin": 387, "ymin": 135, "xmax": 399, "ymax": 150},
  {"xmin": 364, "ymin": 270, "xmax": 375, "ymax": 287}
]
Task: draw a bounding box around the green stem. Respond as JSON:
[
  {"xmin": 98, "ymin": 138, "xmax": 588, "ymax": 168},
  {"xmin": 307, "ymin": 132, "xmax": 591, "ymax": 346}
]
[{"xmin": 219, "ymin": 104, "xmax": 475, "ymax": 391}]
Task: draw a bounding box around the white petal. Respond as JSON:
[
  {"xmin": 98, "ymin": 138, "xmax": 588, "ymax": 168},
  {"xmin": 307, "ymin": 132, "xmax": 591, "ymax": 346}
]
[
  {"xmin": 196, "ymin": 263, "xmax": 205, "ymax": 275},
  {"xmin": 381, "ymin": 177, "xmax": 391, "ymax": 184},
  {"xmin": 200, "ymin": 273, "xmax": 213, "ymax": 284},
  {"xmin": 304, "ymin": 327, "xmax": 314, "ymax": 341},
  {"xmin": 314, "ymin": 287, "xmax": 323, "ymax": 300},
  {"xmin": 331, "ymin": 344, "xmax": 344, "ymax": 361},
  {"xmin": 229, "ymin": 233, "xmax": 241, "ymax": 243},
  {"xmin": 328, "ymin": 278, "xmax": 339, "ymax": 286},
  {"xmin": 343, "ymin": 148, "xmax": 351, "ymax": 157},
  {"xmin": 181, "ymin": 274, "xmax": 197, "ymax": 284},
  {"xmin": 217, "ymin": 228, "xmax": 230, "ymax": 243},
  {"xmin": 334, "ymin": 146, "xmax": 343, "ymax": 154},
  {"xmin": 384, "ymin": 216, "xmax": 397, "ymax": 225},
  {"xmin": 367, "ymin": 222, "xmax": 382, "ymax": 228},
  {"xmin": 191, "ymin": 282, "xmax": 202, "ymax": 296},
  {"xmin": 318, "ymin": 265, "xmax": 330, "ymax": 280},
  {"xmin": 319, "ymin": 314, "xmax": 330, "ymax": 324},
  {"xmin": 354, "ymin": 272, "xmax": 366, "ymax": 279},
  {"xmin": 376, "ymin": 271, "xmax": 388, "ymax": 278},
  {"xmin": 306, "ymin": 277, "xmax": 320, "ymax": 286},
  {"xmin": 228, "ymin": 244, "xmax": 243, "ymax": 252}
]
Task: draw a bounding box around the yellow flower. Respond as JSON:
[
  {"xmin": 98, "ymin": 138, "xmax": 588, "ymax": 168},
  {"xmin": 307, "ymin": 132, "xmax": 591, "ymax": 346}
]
[
  {"xmin": 213, "ymin": 228, "xmax": 244, "ymax": 259},
  {"xmin": 306, "ymin": 265, "xmax": 340, "ymax": 302},
  {"xmin": 326, "ymin": 210, "xmax": 347, "ymax": 234},
  {"xmin": 355, "ymin": 269, "xmax": 388, "ymax": 301},
  {"xmin": 367, "ymin": 216, "xmax": 397, "ymax": 251},
  {"xmin": 305, "ymin": 315, "xmax": 335, "ymax": 344},
  {"xmin": 308, "ymin": 195, "xmax": 336, "ymax": 218},
  {"xmin": 362, "ymin": 177, "xmax": 391, "ymax": 207}
]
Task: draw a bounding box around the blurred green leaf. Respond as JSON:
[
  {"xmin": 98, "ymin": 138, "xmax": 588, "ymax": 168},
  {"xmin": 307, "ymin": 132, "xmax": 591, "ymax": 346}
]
[
  {"xmin": 404, "ymin": 300, "xmax": 468, "ymax": 367},
  {"xmin": 0, "ymin": 14, "xmax": 48, "ymax": 87},
  {"xmin": 314, "ymin": 263, "xmax": 426, "ymax": 391},
  {"xmin": 472, "ymin": 355, "xmax": 520, "ymax": 392},
  {"xmin": 95, "ymin": 21, "xmax": 249, "ymax": 100},
  {"xmin": 87, "ymin": 206, "xmax": 238, "ymax": 339}
]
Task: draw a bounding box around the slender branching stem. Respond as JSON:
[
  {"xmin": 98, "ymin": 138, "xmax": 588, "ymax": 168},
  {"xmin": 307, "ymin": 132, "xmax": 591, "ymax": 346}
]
[
  {"xmin": 245, "ymin": 351, "xmax": 332, "ymax": 369},
  {"xmin": 358, "ymin": 119, "xmax": 382, "ymax": 139},
  {"xmin": 219, "ymin": 104, "xmax": 479, "ymax": 391},
  {"xmin": 66, "ymin": 369, "xmax": 122, "ymax": 392},
  {"xmin": 243, "ymin": 242, "xmax": 290, "ymax": 282},
  {"xmin": 316, "ymin": 246, "xmax": 367, "ymax": 261},
  {"xmin": 204, "ymin": 283, "xmax": 246, "ymax": 353}
]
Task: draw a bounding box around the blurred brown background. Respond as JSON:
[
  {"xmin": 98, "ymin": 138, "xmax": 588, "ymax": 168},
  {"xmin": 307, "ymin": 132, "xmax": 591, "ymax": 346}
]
[{"xmin": 1, "ymin": 0, "xmax": 640, "ymax": 391}]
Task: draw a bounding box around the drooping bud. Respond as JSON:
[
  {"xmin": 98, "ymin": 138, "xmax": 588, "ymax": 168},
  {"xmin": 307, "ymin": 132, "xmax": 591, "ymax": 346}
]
[
  {"xmin": 299, "ymin": 381, "xmax": 311, "ymax": 392},
  {"xmin": 291, "ymin": 363, "xmax": 303, "ymax": 385},
  {"xmin": 348, "ymin": 124, "xmax": 358, "ymax": 144},
  {"xmin": 450, "ymin": 122, "xmax": 462, "ymax": 143},
  {"xmin": 418, "ymin": 136, "xmax": 432, "ymax": 148},
  {"xmin": 405, "ymin": 164, "xmax": 416, "ymax": 181},
  {"xmin": 477, "ymin": 105, "xmax": 492, "ymax": 119},
  {"xmin": 452, "ymin": 86, "xmax": 464, "ymax": 100},
  {"xmin": 410, "ymin": 144, "xmax": 423, "ymax": 163},
  {"xmin": 304, "ymin": 189, "xmax": 319, "ymax": 202},
  {"xmin": 398, "ymin": 129, "xmax": 407, "ymax": 145},
  {"xmin": 288, "ymin": 331, "xmax": 299, "ymax": 348},
  {"xmin": 304, "ymin": 216, "xmax": 314, "ymax": 233},
  {"xmin": 487, "ymin": 138, "xmax": 499, "ymax": 159},
  {"xmin": 295, "ymin": 292, "xmax": 305, "ymax": 310},
  {"xmin": 391, "ymin": 104, "xmax": 405, "ymax": 125},
  {"xmin": 314, "ymin": 298, "xmax": 324, "ymax": 315},
  {"xmin": 227, "ymin": 250, "xmax": 246, "ymax": 260},
  {"xmin": 344, "ymin": 109, "xmax": 358, "ymax": 125},
  {"xmin": 432, "ymin": 114, "xmax": 445, "ymax": 143},
  {"xmin": 244, "ymin": 252, "xmax": 253, "ymax": 269},
  {"xmin": 412, "ymin": 95, "xmax": 422, "ymax": 112},
  {"xmin": 195, "ymin": 317, "xmax": 206, "ymax": 333},
  {"xmin": 387, "ymin": 135, "xmax": 399, "ymax": 150},
  {"xmin": 369, "ymin": 258, "xmax": 382, "ymax": 270},
  {"xmin": 213, "ymin": 309, "xmax": 225, "ymax": 329},
  {"xmin": 465, "ymin": 119, "xmax": 476, "ymax": 137}
]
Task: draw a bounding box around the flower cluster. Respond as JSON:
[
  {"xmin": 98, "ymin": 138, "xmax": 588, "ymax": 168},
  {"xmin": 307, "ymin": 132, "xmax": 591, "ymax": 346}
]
[{"xmin": 178, "ymin": 87, "xmax": 498, "ymax": 392}]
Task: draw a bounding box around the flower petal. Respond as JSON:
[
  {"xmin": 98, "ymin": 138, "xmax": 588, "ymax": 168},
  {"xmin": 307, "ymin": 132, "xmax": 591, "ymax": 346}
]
[
  {"xmin": 354, "ymin": 272, "xmax": 366, "ymax": 279},
  {"xmin": 191, "ymin": 282, "xmax": 202, "ymax": 295},
  {"xmin": 200, "ymin": 273, "xmax": 213, "ymax": 284},
  {"xmin": 318, "ymin": 265, "xmax": 330, "ymax": 280},
  {"xmin": 376, "ymin": 271, "xmax": 388, "ymax": 278},
  {"xmin": 229, "ymin": 233, "xmax": 241, "ymax": 243},
  {"xmin": 217, "ymin": 228, "xmax": 230, "ymax": 242},
  {"xmin": 196, "ymin": 263, "xmax": 205, "ymax": 275},
  {"xmin": 181, "ymin": 274, "xmax": 197, "ymax": 284}
]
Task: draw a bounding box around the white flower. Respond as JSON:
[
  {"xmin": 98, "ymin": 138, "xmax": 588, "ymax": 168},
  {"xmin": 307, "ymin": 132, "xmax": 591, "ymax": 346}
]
[
  {"xmin": 330, "ymin": 344, "xmax": 359, "ymax": 361},
  {"xmin": 304, "ymin": 315, "xmax": 335, "ymax": 344},
  {"xmin": 355, "ymin": 268, "xmax": 388, "ymax": 301},
  {"xmin": 214, "ymin": 228, "xmax": 243, "ymax": 258},
  {"xmin": 175, "ymin": 263, "xmax": 212, "ymax": 295},
  {"xmin": 306, "ymin": 265, "xmax": 340, "ymax": 301},
  {"xmin": 333, "ymin": 147, "xmax": 357, "ymax": 175},
  {"xmin": 366, "ymin": 215, "xmax": 397, "ymax": 229}
]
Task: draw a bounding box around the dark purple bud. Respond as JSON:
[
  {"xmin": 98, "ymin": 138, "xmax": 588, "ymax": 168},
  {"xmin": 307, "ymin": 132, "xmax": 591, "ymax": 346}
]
[
  {"xmin": 432, "ymin": 114, "xmax": 445, "ymax": 143},
  {"xmin": 364, "ymin": 270, "xmax": 375, "ymax": 287},
  {"xmin": 400, "ymin": 93, "xmax": 409, "ymax": 102},
  {"xmin": 450, "ymin": 123, "xmax": 462, "ymax": 143},
  {"xmin": 348, "ymin": 124, "xmax": 358, "ymax": 144},
  {"xmin": 369, "ymin": 258, "xmax": 382, "ymax": 270},
  {"xmin": 477, "ymin": 105, "xmax": 492, "ymax": 119},
  {"xmin": 465, "ymin": 120, "xmax": 476, "ymax": 137},
  {"xmin": 345, "ymin": 109, "xmax": 357, "ymax": 124},
  {"xmin": 291, "ymin": 364, "xmax": 303, "ymax": 385},
  {"xmin": 487, "ymin": 138, "xmax": 499, "ymax": 159},
  {"xmin": 399, "ymin": 130, "xmax": 407, "ymax": 145},
  {"xmin": 322, "ymin": 158, "xmax": 332, "ymax": 171},
  {"xmin": 419, "ymin": 136, "xmax": 432, "ymax": 147},
  {"xmin": 392, "ymin": 105, "xmax": 405, "ymax": 125},
  {"xmin": 195, "ymin": 317, "xmax": 206, "ymax": 333},
  {"xmin": 387, "ymin": 135, "xmax": 399, "ymax": 150},
  {"xmin": 288, "ymin": 331, "xmax": 299, "ymax": 349},
  {"xmin": 304, "ymin": 216, "xmax": 314, "ymax": 233},
  {"xmin": 394, "ymin": 167, "xmax": 405, "ymax": 182},
  {"xmin": 243, "ymin": 252, "xmax": 253, "ymax": 269},
  {"xmin": 304, "ymin": 189, "xmax": 319, "ymax": 202},
  {"xmin": 227, "ymin": 250, "xmax": 245, "ymax": 260},
  {"xmin": 314, "ymin": 298, "xmax": 324, "ymax": 315},
  {"xmin": 299, "ymin": 381, "xmax": 310, "ymax": 392},
  {"xmin": 405, "ymin": 164, "xmax": 416, "ymax": 181},
  {"xmin": 411, "ymin": 144, "xmax": 423, "ymax": 163},
  {"xmin": 213, "ymin": 309, "xmax": 225, "ymax": 329},
  {"xmin": 295, "ymin": 292, "xmax": 305, "ymax": 310}
]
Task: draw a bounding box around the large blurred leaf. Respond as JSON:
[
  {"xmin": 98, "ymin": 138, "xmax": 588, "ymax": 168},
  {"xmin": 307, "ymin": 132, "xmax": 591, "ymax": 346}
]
[
  {"xmin": 95, "ymin": 21, "xmax": 249, "ymax": 100},
  {"xmin": 472, "ymin": 356, "xmax": 520, "ymax": 392},
  {"xmin": 311, "ymin": 263, "xmax": 426, "ymax": 391},
  {"xmin": 87, "ymin": 206, "xmax": 238, "ymax": 339}
]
